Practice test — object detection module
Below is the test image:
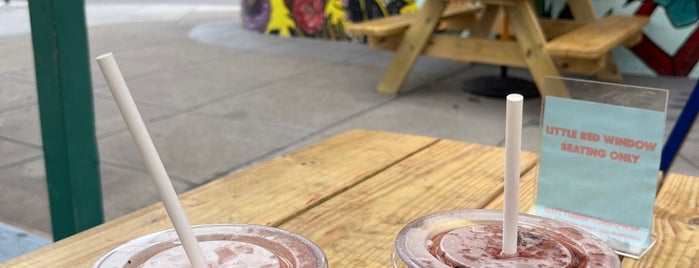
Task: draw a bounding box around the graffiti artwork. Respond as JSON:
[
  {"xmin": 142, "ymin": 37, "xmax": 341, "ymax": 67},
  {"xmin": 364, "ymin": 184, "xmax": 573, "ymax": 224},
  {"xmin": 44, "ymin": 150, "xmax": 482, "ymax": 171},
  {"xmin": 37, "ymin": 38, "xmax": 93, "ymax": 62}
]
[
  {"xmin": 542, "ymin": 0, "xmax": 698, "ymax": 76},
  {"xmin": 654, "ymin": 0, "xmax": 698, "ymax": 27},
  {"xmin": 242, "ymin": 0, "xmax": 417, "ymax": 39},
  {"xmin": 242, "ymin": 0, "xmax": 698, "ymax": 77},
  {"xmin": 631, "ymin": 0, "xmax": 698, "ymax": 76}
]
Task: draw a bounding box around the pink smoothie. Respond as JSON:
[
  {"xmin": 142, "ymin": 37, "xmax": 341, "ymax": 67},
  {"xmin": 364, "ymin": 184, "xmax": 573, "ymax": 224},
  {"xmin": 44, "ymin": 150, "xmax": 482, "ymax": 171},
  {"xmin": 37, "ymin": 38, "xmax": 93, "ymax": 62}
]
[
  {"xmin": 140, "ymin": 240, "xmax": 291, "ymax": 267},
  {"xmin": 93, "ymin": 225, "xmax": 327, "ymax": 268},
  {"xmin": 394, "ymin": 210, "xmax": 619, "ymax": 268}
]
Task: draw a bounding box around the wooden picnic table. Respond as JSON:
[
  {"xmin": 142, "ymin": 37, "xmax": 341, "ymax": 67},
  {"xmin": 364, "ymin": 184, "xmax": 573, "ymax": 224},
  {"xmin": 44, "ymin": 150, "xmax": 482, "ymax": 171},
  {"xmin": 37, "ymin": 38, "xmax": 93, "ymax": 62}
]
[
  {"xmin": 347, "ymin": 0, "xmax": 649, "ymax": 96},
  {"xmin": 2, "ymin": 129, "xmax": 697, "ymax": 267}
]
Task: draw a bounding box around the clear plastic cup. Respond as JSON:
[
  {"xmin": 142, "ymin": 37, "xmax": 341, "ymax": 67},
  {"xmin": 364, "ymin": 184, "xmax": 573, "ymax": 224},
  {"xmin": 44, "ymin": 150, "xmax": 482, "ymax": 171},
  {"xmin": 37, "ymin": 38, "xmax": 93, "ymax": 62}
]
[
  {"xmin": 393, "ymin": 210, "xmax": 620, "ymax": 268},
  {"xmin": 94, "ymin": 224, "xmax": 328, "ymax": 268}
]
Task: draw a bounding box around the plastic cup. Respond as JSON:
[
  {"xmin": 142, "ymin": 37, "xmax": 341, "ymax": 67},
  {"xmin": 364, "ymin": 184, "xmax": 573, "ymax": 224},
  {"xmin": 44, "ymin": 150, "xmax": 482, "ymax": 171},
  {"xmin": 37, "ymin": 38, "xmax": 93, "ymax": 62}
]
[
  {"xmin": 94, "ymin": 224, "xmax": 328, "ymax": 268},
  {"xmin": 393, "ymin": 210, "xmax": 620, "ymax": 268}
]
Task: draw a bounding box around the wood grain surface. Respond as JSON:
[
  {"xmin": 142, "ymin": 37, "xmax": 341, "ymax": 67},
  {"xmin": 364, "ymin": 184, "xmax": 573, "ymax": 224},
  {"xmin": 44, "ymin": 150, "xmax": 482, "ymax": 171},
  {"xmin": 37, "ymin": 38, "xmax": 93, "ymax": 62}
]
[
  {"xmin": 375, "ymin": 0, "xmax": 449, "ymax": 94},
  {"xmin": 621, "ymin": 173, "xmax": 699, "ymax": 267},
  {"xmin": 505, "ymin": 0, "xmax": 569, "ymax": 97},
  {"xmin": 346, "ymin": 2, "xmax": 480, "ymax": 37},
  {"xmin": 546, "ymin": 15, "xmax": 649, "ymax": 59},
  {"xmin": 1, "ymin": 130, "xmax": 436, "ymax": 267},
  {"xmin": 279, "ymin": 140, "xmax": 538, "ymax": 267},
  {"xmin": 4, "ymin": 130, "xmax": 695, "ymax": 268}
]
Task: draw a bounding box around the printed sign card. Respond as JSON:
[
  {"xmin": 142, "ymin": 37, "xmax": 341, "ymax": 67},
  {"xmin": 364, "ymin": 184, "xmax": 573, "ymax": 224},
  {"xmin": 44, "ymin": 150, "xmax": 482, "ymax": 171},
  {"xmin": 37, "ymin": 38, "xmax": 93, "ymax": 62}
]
[{"xmin": 534, "ymin": 77, "xmax": 668, "ymax": 258}]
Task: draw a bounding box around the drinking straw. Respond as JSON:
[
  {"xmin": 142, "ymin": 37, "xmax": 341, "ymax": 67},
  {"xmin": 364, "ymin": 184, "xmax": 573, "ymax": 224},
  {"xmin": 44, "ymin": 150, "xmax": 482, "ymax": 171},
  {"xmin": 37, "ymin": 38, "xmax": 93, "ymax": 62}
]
[
  {"xmin": 502, "ymin": 93, "xmax": 523, "ymax": 256},
  {"xmin": 96, "ymin": 53, "xmax": 208, "ymax": 268}
]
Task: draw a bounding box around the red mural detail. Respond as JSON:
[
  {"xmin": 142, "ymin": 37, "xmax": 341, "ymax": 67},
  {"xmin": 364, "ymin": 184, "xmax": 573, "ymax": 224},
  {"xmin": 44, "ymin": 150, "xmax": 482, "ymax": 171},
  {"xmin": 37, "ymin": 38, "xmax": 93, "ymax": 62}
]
[
  {"xmin": 632, "ymin": 37, "xmax": 674, "ymax": 75},
  {"xmin": 293, "ymin": 0, "xmax": 325, "ymax": 35},
  {"xmin": 631, "ymin": 2, "xmax": 698, "ymax": 76},
  {"xmin": 674, "ymin": 29, "xmax": 699, "ymax": 76},
  {"xmin": 635, "ymin": 1, "xmax": 657, "ymax": 16}
]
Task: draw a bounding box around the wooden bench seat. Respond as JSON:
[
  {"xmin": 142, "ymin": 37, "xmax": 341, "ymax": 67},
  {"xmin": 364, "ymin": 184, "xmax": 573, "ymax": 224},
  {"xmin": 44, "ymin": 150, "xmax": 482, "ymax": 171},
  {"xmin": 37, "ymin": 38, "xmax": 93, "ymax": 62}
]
[
  {"xmin": 349, "ymin": 0, "xmax": 649, "ymax": 95},
  {"xmin": 346, "ymin": 2, "xmax": 482, "ymax": 37},
  {"xmin": 546, "ymin": 15, "xmax": 649, "ymax": 59}
]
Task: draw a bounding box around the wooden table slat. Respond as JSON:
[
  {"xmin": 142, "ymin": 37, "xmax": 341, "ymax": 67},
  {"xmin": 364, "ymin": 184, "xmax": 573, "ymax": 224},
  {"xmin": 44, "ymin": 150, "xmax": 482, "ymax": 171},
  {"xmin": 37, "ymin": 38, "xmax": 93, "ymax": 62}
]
[
  {"xmin": 4, "ymin": 131, "xmax": 696, "ymax": 268},
  {"xmin": 1, "ymin": 129, "xmax": 437, "ymax": 267},
  {"xmin": 279, "ymin": 140, "xmax": 538, "ymax": 266},
  {"xmin": 622, "ymin": 174, "xmax": 699, "ymax": 267}
]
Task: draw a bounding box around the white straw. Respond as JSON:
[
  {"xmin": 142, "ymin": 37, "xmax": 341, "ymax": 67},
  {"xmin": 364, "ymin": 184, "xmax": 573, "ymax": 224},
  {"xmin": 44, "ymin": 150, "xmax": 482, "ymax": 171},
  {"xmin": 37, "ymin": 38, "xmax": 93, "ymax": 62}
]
[
  {"xmin": 502, "ymin": 93, "xmax": 523, "ymax": 256},
  {"xmin": 96, "ymin": 53, "xmax": 208, "ymax": 268}
]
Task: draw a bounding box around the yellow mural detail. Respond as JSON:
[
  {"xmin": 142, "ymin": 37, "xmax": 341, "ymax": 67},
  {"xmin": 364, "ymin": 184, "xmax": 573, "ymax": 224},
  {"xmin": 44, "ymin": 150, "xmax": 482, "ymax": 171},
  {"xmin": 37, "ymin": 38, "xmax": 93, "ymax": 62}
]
[
  {"xmin": 375, "ymin": 0, "xmax": 389, "ymax": 17},
  {"xmin": 325, "ymin": 0, "xmax": 348, "ymax": 28},
  {"xmin": 400, "ymin": 0, "xmax": 418, "ymax": 14},
  {"xmin": 265, "ymin": 0, "xmax": 297, "ymax": 36}
]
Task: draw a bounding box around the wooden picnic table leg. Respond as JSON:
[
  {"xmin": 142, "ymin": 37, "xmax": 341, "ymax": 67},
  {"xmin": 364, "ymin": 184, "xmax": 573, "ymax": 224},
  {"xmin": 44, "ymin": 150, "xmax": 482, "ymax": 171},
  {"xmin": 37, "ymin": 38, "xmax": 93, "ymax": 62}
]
[
  {"xmin": 471, "ymin": 5, "xmax": 500, "ymax": 38},
  {"xmin": 504, "ymin": 0, "xmax": 570, "ymax": 97},
  {"xmin": 568, "ymin": 0, "xmax": 623, "ymax": 82},
  {"xmin": 375, "ymin": 0, "xmax": 449, "ymax": 95}
]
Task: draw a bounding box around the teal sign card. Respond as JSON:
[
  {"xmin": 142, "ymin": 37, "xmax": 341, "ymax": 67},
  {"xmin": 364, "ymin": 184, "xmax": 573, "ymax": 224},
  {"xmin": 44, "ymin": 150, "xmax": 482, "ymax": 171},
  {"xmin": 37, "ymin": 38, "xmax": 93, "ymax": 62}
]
[{"xmin": 535, "ymin": 91, "xmax": 666, "ymax": 257}]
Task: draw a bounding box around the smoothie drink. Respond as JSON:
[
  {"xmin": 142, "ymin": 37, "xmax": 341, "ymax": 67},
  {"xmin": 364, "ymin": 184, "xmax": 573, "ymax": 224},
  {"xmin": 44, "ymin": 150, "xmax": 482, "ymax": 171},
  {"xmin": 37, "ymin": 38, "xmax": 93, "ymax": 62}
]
[
  {"xmin": 394, "ymin": 210, "xmax": 619, "ymax": 268},
  {"xmin": 94, "ymin": 224, "xmax": 328, "ymax": 268}
]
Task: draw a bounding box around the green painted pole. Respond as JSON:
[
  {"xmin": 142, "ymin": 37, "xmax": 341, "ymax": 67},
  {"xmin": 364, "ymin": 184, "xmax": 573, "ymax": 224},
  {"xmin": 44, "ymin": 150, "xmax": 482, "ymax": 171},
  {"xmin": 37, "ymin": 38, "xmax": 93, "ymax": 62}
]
[{"xmin": 28, "ymin": 0, "xmax": 104, "ymax": 241}]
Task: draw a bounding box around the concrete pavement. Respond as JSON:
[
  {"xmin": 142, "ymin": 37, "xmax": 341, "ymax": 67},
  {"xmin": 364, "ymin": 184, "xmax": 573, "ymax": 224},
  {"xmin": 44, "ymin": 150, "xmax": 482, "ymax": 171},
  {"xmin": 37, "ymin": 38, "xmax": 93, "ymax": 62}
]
[{"xmin": 1, "ymin": 1, "xmax": 697, "ymax": 262}]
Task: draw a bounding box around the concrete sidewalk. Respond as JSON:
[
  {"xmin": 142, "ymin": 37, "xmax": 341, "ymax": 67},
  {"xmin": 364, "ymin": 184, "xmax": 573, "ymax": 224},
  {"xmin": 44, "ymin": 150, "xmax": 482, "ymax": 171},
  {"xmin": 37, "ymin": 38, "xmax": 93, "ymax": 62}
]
[{"xmin": 1, "ymin": 2, "xmax": 697, "ymax": 262}]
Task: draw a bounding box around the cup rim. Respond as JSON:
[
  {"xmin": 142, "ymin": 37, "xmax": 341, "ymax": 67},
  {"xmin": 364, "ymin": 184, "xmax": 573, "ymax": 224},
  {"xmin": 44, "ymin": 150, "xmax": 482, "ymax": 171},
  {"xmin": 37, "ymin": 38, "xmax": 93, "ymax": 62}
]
[
  {"xmin": 93, "ymin": 224, "xmax": 328, "ymax": 268},
  {"xmin": 394, "ymin": 209, "xmax": 620, "ymax": 268}
]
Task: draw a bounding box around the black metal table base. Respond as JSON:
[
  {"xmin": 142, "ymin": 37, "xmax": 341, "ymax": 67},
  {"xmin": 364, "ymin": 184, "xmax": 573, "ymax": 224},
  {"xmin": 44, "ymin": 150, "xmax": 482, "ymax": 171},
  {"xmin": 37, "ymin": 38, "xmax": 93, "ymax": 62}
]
[{"xmin": 461, "ymin": 67, "xmax": 540, "ymax": 99}]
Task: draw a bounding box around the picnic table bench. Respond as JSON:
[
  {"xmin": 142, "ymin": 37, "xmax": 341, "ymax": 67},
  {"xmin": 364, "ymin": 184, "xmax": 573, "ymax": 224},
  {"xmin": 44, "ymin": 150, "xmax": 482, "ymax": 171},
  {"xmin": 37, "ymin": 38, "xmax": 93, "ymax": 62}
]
[{"xmin": 347, "ymin": 0, "xmax": 649, "ymax": 96}]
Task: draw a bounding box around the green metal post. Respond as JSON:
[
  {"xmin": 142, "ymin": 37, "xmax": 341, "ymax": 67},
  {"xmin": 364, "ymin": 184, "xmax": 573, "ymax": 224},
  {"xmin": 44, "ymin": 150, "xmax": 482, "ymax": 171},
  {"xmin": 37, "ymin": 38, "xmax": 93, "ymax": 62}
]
[{"xmin": 28, "ymin": 0, "xmax": 104, "ymax": 241}]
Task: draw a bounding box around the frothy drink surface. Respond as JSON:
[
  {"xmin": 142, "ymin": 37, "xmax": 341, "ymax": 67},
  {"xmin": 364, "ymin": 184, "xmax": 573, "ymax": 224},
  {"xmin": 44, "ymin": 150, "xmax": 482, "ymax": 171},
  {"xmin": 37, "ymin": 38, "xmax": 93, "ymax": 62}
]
[
  {"xmin": 140, "ymin": 240, "xmax": 291, "ymax": 268},
  {"xmin": 93, "ymin": 225, "xmax": 327, "ymax": 268},
  {"xmin": 394, "ymin": 211, "xmax": 620, "ymax": 268},
  {"xmin": 429, "ymin": 225, "xmax": 586, "ymax": 268}
]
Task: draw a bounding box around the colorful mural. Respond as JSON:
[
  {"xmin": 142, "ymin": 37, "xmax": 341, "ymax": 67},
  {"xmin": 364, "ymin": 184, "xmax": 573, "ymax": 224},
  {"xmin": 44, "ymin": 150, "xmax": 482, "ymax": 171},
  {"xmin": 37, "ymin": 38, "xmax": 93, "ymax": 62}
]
[
  {"xmin": 241, "ymin": 0, "xmax": 698, "ymax": 77},
  {"xmin": 654, "ymin": 0, "xmax": 698, "ymax": 27},
  {"xmin": 242, "ymin": 0, "xmax": 417, "ymax": 39},
  {"xmin": 629, "ymin": 0, "xmax": 698, "ymax": 76},
  {"xmin": 583, "ymin": 0, "xmax": 698, "ymax": 77}
]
